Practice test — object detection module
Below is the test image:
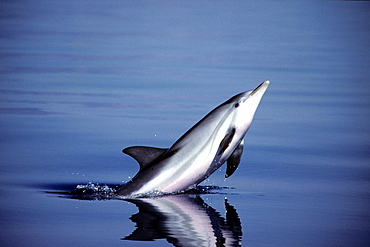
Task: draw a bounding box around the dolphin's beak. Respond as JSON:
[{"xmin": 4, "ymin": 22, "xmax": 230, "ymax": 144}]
[{"xmin": 250, "ymin": 80, "xmax": 270, "ymax": 97}]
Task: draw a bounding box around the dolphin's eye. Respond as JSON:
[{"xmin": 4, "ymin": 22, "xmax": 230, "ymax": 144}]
[{"xmin": 234, "ymin": 103, "xmax": 240, "ymax": 108}]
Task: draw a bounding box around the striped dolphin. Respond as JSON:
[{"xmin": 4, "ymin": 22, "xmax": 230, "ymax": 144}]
[{"xmin": 116, "ymin": 81, "xmax": 269, "ymax": 198}]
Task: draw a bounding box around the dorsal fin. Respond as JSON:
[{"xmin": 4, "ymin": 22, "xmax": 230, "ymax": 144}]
[
  {"xmin": 225, "ymin": 139, "xmax": 244, "ymax": 178},
  {"xmin": 123, "ymin": 146, "xmax": 168, "ymax": 170}
]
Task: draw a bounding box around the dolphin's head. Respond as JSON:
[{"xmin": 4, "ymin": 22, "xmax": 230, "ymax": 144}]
[{"xmin": 225, "ymin": 81, "xmax": 270, "ymax": 135}]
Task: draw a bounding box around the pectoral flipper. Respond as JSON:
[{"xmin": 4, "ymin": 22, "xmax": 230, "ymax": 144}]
[{"xmin": 225, "ymin": 139, "xmax": 244, "ymax": 178}]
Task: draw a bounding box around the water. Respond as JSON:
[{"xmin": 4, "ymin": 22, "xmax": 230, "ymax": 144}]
[{"xmin": 1, "ymin": 1, "xmax": 369, "ymax": 246}]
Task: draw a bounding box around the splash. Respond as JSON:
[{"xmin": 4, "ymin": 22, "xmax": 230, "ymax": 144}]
[
  {"xmin": 75, "ymin": 183, "xmax": 116, "ymax": 194},
  {"xmin": 46, "ymin": 183, "xmax": 235, "ymax": 200}
]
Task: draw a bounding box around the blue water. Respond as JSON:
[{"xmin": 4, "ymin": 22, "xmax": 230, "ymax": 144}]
[{"xmin": 1, "ymin": 1, "xmax": 369, "ymax": 246}]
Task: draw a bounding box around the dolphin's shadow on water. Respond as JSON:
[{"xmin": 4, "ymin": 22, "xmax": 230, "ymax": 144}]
[
  {"xmin": 43, "ymin": 183, "xmax": 242, "ymax": 246},
  {"xmin": 124, "ymin": 194, "xmax": 242, "ymax": 246}
]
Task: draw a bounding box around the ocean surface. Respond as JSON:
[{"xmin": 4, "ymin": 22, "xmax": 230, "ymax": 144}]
[{"xmin": 1, "ymin": 1, "xmax": 369, "ymax": 246}]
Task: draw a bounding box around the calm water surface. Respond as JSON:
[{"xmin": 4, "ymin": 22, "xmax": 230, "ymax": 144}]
[{"xmin": 1, "ymin": 1, "xmax": 369, "ymax": 246}]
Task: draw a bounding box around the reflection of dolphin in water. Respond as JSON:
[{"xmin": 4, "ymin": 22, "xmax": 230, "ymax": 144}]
[
  {"xmin": 116, "ymin": 81, "xmax": 270, "ymax": 197},
  {"xmin": 123, "ymin": 194, "xmax": 242, "ymax": 246}
]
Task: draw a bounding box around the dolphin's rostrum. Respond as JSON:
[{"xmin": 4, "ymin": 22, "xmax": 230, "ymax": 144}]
[{"xmin": 116, "ymin": 81, "xmax": 270, "ymax": 197}]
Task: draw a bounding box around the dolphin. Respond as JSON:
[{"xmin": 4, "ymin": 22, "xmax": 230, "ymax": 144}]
[{"xmin": 116, "ymin": 81, "xmax": 269, "ymax": 197}]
